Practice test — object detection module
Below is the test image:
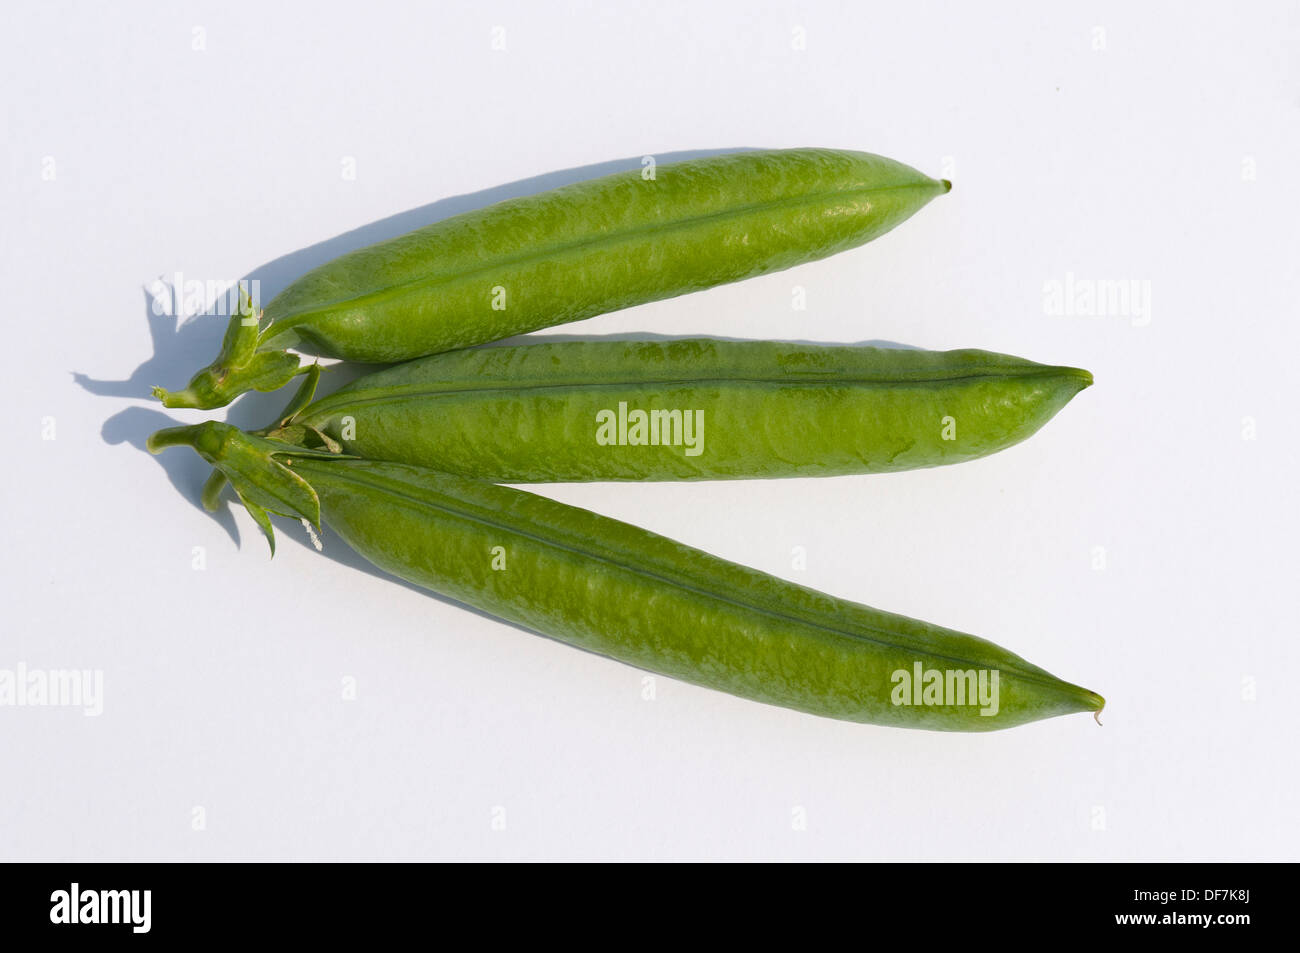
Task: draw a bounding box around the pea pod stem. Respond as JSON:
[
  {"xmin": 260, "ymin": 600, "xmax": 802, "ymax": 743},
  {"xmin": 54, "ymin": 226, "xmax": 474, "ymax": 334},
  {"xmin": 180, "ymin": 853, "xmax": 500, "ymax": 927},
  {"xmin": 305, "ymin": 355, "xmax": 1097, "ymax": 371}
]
[
  {"xmin": 154, "ymin": 148, "xmax": 950, "ymax": 409},
  {"xmin": 149, "ymin": 421, "xmax": 1103, "ymax": 731}
]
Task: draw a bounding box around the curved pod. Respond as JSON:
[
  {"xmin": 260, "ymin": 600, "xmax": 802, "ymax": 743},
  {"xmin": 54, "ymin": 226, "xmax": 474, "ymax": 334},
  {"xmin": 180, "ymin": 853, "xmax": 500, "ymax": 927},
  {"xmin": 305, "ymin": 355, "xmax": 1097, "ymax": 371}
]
[
  {"xmin": 148, "ymin": 422, "xmax": 1104, "ymax": 731},
  {"xmin": 156, "ymin": 149, "xmax": 950, "ymax": 408}
]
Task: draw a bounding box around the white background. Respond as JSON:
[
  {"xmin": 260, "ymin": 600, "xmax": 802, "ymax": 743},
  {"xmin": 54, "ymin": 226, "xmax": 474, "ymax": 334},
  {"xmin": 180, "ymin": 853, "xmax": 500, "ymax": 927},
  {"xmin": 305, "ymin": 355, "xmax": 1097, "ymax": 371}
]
[{"xmin": 2, "ymin": 1, "xmax": 1296, "ymax": 861}]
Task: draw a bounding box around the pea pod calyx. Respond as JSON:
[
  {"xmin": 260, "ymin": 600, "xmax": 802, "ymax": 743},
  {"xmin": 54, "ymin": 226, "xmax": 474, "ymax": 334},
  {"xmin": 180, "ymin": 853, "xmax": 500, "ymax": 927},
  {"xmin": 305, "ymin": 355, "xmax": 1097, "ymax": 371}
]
[
  {"xmin": 146, "ymin": 419, "xmax": 346, "ymax": 554},
  {"xmin": 151, "ymin": 306, "xmax": 304, "ymax": 410}
]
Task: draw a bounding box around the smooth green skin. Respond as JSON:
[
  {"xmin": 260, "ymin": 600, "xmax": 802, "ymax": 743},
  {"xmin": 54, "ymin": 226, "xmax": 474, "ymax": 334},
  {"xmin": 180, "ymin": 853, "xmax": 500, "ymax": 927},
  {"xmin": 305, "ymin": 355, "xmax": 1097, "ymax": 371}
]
[
  {"xmin": 147, "ymin": 422, "xmax": 1103, "ymax": 731},
  {"xmin": 155, "ymin": 149, "xmax": 950, "ymax": 408},
  {"xmin": 287, "ymin": 339, "xmax": 1092, "ymax": 482}
]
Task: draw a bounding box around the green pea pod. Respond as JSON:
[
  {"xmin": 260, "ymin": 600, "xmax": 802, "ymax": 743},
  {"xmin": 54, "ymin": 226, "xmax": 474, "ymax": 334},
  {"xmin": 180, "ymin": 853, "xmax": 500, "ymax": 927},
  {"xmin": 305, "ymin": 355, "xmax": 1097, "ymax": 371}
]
[
  {"xmin": 268, "ymin": 339, "xmax": 1091, "ymax": 482},
  {"xmin": 148, "ymin": 422, "xmax": 1103, "ymax": 731},
  {"xmin": 154, "ymin": 149, "xmax": 950, "ymax": 409}
]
